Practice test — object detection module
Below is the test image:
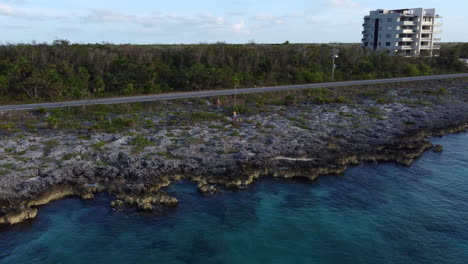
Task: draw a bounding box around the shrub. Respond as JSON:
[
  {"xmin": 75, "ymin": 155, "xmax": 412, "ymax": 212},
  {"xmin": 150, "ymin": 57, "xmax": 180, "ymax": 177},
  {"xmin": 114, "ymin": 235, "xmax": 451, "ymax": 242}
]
[
  {"xmin": 284, "ymin": 95, "xmax": 296, "ymax": 106},
  {"xmin": 129, "ymin": 136, "xmax": 154, "ymax": 150},
  {"xmin": 44, "ymin": 116, "xmax": 60, "ymax": 129}
]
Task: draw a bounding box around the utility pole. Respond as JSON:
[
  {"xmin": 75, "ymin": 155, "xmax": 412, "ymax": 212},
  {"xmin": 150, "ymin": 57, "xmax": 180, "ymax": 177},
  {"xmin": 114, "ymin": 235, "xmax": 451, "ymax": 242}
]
[
  {"xmin": 232, "ymin": 75, "xmax": 241, "ymax": 120},
  {"xmin": 331, "ymin": 43, "xmax": 339, "ymax": 81}
]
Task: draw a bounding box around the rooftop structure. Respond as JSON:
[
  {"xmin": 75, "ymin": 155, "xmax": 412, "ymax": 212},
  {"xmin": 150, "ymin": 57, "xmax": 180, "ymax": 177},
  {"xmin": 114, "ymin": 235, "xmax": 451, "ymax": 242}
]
[{"xmin": 362, "ymin": 8, "xmax": 442, "ymax": 56}]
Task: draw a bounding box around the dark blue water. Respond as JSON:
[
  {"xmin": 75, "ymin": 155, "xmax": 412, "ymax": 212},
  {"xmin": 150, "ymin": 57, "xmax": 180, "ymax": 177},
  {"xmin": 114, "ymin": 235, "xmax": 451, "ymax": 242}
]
[{"xmin": 1, "ymin": 133, "xmax": 467, "ymax": 264}]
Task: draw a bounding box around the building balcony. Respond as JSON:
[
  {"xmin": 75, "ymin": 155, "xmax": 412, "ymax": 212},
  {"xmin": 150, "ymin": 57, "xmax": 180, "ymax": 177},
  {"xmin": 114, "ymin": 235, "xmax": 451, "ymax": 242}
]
[
  {"xmin": 420, "ymin": 45, "xmax": 440, "ymax": 50},
  {"xmin": 421, "ymin": 30, "xmax": 433, "ymax": 34},
  {"xmin": 396, "ymin": 46, "xmax": 414, "ymax": 50},
  {"xmin": 420, "ymin": 38, "xmax": 432, "ymax": 41},
  {"xmin": 422, "ymin": 21, "xmax": 442, "ymax": 27},
  {"xmin": 396, "ymin": 37, "xmax": 414, "ymax": 42},
  {"xmin": 399, "ymin": 21, "xmax": 415, "ymax": 26},
  {"xmin": 396, "ymin": 29, "xmax": 415, "ymax": 34}
]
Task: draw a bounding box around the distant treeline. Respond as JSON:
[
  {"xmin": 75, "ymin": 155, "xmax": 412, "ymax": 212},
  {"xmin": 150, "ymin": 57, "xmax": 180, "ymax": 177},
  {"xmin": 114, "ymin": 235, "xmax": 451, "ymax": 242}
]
[{"xmin": 0, "ymin": 40, "xmax": 467, "ymax": 102}]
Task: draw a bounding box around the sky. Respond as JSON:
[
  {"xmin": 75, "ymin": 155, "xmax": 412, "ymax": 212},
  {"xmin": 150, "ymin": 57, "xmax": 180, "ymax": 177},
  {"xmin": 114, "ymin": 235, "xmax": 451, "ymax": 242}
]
[{"xmin": 0, "ymin": 0, "xmax": 466, "ymax": 44}]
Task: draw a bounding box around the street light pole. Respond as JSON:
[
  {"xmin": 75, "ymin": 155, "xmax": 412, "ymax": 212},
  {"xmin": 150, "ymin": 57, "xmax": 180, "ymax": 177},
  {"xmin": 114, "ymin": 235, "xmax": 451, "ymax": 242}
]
[{"xmin": 331, "ymin": 43, "xmax": 339, "ymax": 81}]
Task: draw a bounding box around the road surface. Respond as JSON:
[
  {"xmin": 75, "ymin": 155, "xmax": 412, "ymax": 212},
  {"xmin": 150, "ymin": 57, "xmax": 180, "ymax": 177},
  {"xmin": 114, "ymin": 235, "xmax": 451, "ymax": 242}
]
[{"xmin": 1, "ymin": 73, "xmax": 468, "ymax": 111}]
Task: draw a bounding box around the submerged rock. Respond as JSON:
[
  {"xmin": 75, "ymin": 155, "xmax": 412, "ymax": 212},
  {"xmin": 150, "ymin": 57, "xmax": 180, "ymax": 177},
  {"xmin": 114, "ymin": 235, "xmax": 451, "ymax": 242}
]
[{"xmin": 433, "ymin": 145, "xmax": 444, "ymax": 152}]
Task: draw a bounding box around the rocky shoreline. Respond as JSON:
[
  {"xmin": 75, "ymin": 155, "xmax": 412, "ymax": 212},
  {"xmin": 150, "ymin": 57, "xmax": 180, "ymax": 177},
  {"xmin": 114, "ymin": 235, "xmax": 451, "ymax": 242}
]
[{"xmin": 1, "ymin": 79, "xmax": 467, "ymax": 225}]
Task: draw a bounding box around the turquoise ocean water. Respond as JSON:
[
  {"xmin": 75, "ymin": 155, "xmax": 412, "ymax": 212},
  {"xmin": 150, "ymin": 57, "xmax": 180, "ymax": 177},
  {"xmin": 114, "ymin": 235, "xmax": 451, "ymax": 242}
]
[{"xmin": 1, "ymin": 133, "xmax": 467, "ymax": 264}]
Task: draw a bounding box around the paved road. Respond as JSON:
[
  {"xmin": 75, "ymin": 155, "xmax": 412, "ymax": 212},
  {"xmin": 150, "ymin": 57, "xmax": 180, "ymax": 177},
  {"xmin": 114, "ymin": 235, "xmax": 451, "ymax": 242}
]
[{"xmin": 1, "ymin": 73, "xmax": 468, "ymax": 111}]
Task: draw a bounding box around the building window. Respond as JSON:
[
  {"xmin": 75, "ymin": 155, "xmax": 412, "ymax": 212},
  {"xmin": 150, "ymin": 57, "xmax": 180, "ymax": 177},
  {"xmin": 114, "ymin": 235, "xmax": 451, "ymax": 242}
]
[
  {"xmin": 387, "ymin": 26, "xmax": 392, "ymax": 30},
  {"xmin": 387, "ymin": 18, "xmax": 393, "ymax": 22},
  {"xmin": 386, "ymin": 34, "xmax": 391, "ymax": 38},
  {"xmin": 386, "ymin": 42, "xmax": 391, "ymax": 46},
  {"xmin": 378, "ymin": 42, "xmax": 381, "ymax": 46}
]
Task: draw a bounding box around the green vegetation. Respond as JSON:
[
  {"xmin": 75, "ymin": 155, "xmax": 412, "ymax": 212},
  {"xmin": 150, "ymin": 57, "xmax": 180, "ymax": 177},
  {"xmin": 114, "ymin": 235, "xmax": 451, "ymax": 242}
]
[
  {"xmin": 62, "ymin": 152, "xmax": 80, "ymax": 160},
  {"xmin": 411, "ymin": 87, "xmax": 448, "ymax": 95},
  {"xmin": 0, "ymin": 123, "xmax": 15, "ymax": 131},
  {"xmin": 167, "ymin": 111, "xmax": 227, "ymax": 126},
  {"xmin": 129, "ymin": 135, "xmax": 154, "ymax": 151},
  {"xmin": 44, "ymin": 116, "xmax": 60, "ymax": 129},
  {"xmin": 91, "ymin": 141, "xmax": 106, "ymax": 151},
  {"xmin": 0, "ymin": 41, "xmax": 467, "ymax": 103},
  {"xmin": 42, "ymin": 140, "xmax": 59, "ymax": 155},
  {"xmin": 156, "ymin": 151, "xmax": 179, "ymax": 160},
  {"xmin": 88, "ymin": 117, "xmax": 138, "ymax": 133},
  {"xmin": 365, "ymin": 107, "xmax": 387, "ymax": 120},
  {"xmin": 0, "ymin": 163, "xmax": 14, "ymax": 169}
]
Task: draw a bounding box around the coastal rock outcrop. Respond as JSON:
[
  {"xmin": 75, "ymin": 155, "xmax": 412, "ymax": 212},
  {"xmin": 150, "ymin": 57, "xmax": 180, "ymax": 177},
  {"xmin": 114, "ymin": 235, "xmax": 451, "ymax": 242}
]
[{"xmin": 0, "ymin": 79, "xmax": 467, "ymax": 225}]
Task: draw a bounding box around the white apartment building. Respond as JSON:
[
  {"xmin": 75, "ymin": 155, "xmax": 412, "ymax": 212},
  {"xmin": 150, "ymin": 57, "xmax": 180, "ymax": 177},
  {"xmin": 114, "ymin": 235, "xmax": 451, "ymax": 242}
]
[
  {"xmin": 459, "ymin": 58, "xmax": 468, "ymax": 66},
  {"xmin": 362, "ymin": 8, "xmax": 442, "ymax": 56}
]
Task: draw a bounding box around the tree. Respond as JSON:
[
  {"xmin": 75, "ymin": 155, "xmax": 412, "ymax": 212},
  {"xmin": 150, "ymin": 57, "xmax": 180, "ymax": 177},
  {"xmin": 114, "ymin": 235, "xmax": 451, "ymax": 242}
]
[
  {"xmin": 123, "ymin": 83, "xmax": 134, "ymax": 95},
  {"xmin": 78, "ymin": 67, "xmax": 90, "ymax": 99},
  {"xmin": 404, "ymin": 64, "xmax": 420, "ymax": 76},
  {"xmin": 0, "ymin": 75, "xmax": 7, "ymax": 95},
  {"xmin": 91, "ymin": 75, "xmax": 105, "ymax": 94},
  {"xmin": 17, "ymin": 71, "xmax": 48, "ymax": 99}
]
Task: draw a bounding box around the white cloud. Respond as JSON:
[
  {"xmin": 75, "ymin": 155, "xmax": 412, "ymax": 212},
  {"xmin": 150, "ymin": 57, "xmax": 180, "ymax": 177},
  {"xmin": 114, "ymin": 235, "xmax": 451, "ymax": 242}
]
[
  {"xmin": 86, "ymin": 9, "xmax": 136, "ymax": 23},
  {"xmin": 0, "ymin": 4, "xmax": 18, "ymax": 16},
  {"xmin": 198, "ymin": 13, "xmax": 225, "ymax": 25},
  {"xmin": 254, "ymin": 13, "xmax": 283, "ymax": 25},
  {"xmin": 0, "ymin": 3, "xmax": 74, "ymax": 20},
  {"xmin": 232, "ymin": 20, "xmax": 250, "ymax": 34},
  {"xmin": 328, "ymin": 0, "xmax": 360, "ymax": 8},
  {"xmin": 84, "ymin": 9, "xmax": 226, "ymax": 29}
]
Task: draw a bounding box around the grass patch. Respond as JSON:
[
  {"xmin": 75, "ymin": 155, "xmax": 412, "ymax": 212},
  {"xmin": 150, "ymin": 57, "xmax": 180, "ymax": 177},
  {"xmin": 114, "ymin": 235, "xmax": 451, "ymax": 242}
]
[
  {"xmin": 368, "ymin": 114, "xmax": 387, "ymax": 120},
  {"xmin": 327, "ymin": 143, "xmax": 340, "ymax": 150},
  {"xmin": 88, "ymin": 117, "xmax": 139, "ymax": 133},
  {"xmin": 42, "ymin": 140, "xmax": 59, "ymax": 155},
  {"xmin": 0, "ymin": 123, "xmax": 16, "ymax": 131},
  {"xmin": 156, "ymin": 151, "xmax": 180, "ymax": 160},
  {"xmin": 0, "ymin": 163, "xmax": 14, "ymax": 169},
  {"xmin": 62, "ymin": 152, "xmax": 80, "ymax": 160},
  {"xmin": 376, "ymin": 96, "xmax": 395, "ymax": 104},
  {"xmin": 411, "ymin": 87, "xmax": 448, "ymax": 95},
  {"xmin": 44, "ymin": 116, "xmax": 60, "ymax": 129},
  {"xmin": 129, "ymin": 136, "xmax": 155, "ymax": 151},
  {"xmin": 339, "ymin": 112, "xmax": 356, "ymax": 118},
  {"xmin": 91, "ymin": 141, "xmax": 106, "ymax": 151}
]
